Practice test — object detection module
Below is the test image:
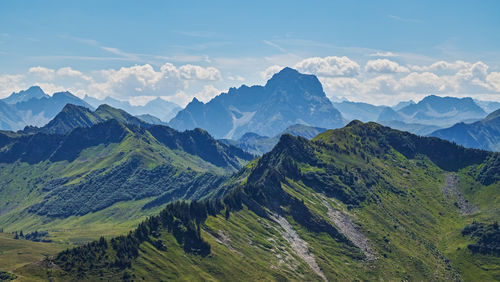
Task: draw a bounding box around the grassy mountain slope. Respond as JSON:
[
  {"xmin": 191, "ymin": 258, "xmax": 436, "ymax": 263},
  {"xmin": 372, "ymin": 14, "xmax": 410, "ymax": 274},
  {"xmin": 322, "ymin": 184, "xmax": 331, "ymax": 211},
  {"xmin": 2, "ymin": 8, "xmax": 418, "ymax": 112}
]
[
  {"xmin": 0, "ymin": 117, "xmax": 253, "ymax": 242},
  {"xmin": 27, "ymin": 103, "xmax": 149, "ymax": 135},
  {"xmin": 19, "ymin": 121, "xmax": 500, "ymax": 281}
]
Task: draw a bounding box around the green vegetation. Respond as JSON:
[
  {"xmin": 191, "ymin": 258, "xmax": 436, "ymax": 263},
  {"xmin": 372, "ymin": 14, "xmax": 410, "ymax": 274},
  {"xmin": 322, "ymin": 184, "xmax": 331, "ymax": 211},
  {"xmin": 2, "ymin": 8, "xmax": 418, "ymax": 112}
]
[
  {"xmin": 13, "ymin": 120, "xmax": 500, "ymax": 281},
  {"xmin": 462, "ymin": 222, "xmax": 500, "ymax": 256},
  {"xmin": 0, "ymin": 270, "xmax": 17, "ymax": 281},
  {"xmin": 0, "ymin": 110, "xmax": 254, "ymax": 275}
]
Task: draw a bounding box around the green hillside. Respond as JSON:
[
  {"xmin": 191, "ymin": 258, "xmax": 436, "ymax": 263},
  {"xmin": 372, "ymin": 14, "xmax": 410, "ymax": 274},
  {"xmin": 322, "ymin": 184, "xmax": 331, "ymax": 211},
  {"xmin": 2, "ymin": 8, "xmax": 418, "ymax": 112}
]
[
  {"xmin": 0, "ymin": 117, "xmax": 253, "ymax": 250},
  {"xmin": 17, "ymin": 121, "xmax": 500, "ymax": 281}
]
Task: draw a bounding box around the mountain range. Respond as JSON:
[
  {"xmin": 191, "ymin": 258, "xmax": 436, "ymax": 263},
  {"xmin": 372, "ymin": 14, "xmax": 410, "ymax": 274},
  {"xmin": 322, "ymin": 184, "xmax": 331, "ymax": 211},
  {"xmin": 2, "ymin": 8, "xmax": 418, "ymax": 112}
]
[
  {"xmin": 0, "ymin": 86, "xmax": 180, "ymax": 132},
  {"xmin": 0, "ymin": 104, "xmax": 253, "ymax": 226},
  {"xmin": 333, "ymin": 101, "xmax": 389, "ymax": 122},
  {"xmin": 0, "ymin": 78, "xmax": 498, "ymax": 280},
  {"xmin": 169, "ymin": 67, "xmax": 344, "ymax": 139},
  {"xmin": 11, "ymin": 119, "xmax": 499, "ymax": 281},
  {"xmin": 0, "ymin": 86, "xmax": 92, "ymax": 130},
  {"xmin": 379, "ymin": 95, "xmax": 487, "ymax": 127},
  {"xmin": 2, "ymin": 72, "xmax": 500, "ymax": 150}
]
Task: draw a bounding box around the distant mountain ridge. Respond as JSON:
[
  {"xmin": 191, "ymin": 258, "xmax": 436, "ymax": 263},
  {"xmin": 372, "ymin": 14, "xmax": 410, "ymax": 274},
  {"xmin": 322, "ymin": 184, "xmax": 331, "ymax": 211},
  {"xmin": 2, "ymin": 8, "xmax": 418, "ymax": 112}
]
[
  {"xmin": 28, "ymin": 103, "xmax": 149, "ymax": 135},
  {"xmin": 0, "ymin": 87, "xmax": 92, "ymax": 130},
  {"xmin": 2, "ymin": 86, "xmax": 49, "ymax": 104},
  {"xmin": 84, "ymin": 95, "xmax": 181, "ymax": 122},
  {"xmin": 333, "ymin": 101, "xmax": 389, "ymax": 122},
  {"xmin": 0, "ymin": 86, "xmax": 181, "ymax": 131},
  {"xmin": 388, "ymin": 95, "xmax": 486, "ymax": 127},
  {"xmin": 169, "ymin": 67, "xmax": 344, "ymax": 139},
  {"xmin": 430, "ymin": 108, "xmax": 500, "ymax": 151},
  {"xmin": 220, "ymin": 124, "xmax": 327, "ymax": 155}
]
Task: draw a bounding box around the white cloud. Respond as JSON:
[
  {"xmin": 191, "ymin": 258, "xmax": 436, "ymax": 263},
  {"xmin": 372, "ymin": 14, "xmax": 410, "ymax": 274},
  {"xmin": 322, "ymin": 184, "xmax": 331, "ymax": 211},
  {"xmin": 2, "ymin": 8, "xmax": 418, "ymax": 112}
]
[
  {"xmin": 261, "ymin": 65, "xmax": 283, "ymax": 80},
  {"xmin": 365, "ymin": 59, "xmax": 409, "ymax": 73},
  {"xmin": 410, "ymin": 60, "xmax": 471, "ymax": 72},
  {"xmin": 397, "ymin": 72, "xmax": 444, "ymax": 92},
  {"xmin": 194, "ymin": 85, "xmax": 222, "ymax": 103},
  {"xmin": 3, "ymin": 56, "xmax": 500, "ymax": 108},
  {"xmin": 86, "ymin": 62, "xmax": 222, "ymax": 106},
  {"xmin": 486, "ymin": 72, "xmax": 500, "ymax": 92},
  {"xmin": 178, "ymin": 64, "xmax": 221, "ymax": 80},
  {"xmin": 320, "ymin": 77, "xmax": 361, "ymax": 97},
  {"xmin": 35, "ymin": 83, "xmax": 68, "ymax": 95},
  {"xmin": 29, "ymin": 66, "xmax": 55, "ymax": 81},
  {"xmin": 228, "ymin": 75, "xmax": 245, "ymax": 81},
  {"xmin": 0, "ymin": 74, "xmax": 25, "ymax": 98},
  {"xmin": 363, "ymin": 75, "xmax": 399, "ymax": 94},
  {"xmin": 89, "ymin": 64, "xmax": 183, "ymax": 99},
  {"xmin": 294, "ymin": 56, "xmax": 360, "ymax": 77},
  {"xmin": 56, "ymin": 67, "xmax": 92, "ymax": 81}
]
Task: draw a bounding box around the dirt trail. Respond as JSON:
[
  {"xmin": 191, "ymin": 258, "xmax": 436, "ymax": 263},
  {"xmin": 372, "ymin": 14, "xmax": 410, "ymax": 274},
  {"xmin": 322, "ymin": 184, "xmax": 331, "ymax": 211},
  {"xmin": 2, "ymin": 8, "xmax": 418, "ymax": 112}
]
[
  {"xmin": 321, "ymin": 199, "xmax": 376, "ymax": 260},
  {"xmin": 270, "ymin": 213, "xmax": 328, "ymax": 282},
  {"xmin": 441, "ymin": 173, "xmax": 477, "ymax": 215}
]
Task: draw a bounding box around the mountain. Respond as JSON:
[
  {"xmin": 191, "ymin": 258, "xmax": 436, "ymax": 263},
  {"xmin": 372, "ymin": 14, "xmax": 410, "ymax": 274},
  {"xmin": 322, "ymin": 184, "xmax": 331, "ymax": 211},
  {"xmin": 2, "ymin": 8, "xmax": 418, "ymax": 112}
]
[
  {"xmin": 0, "ymin": 107, "xmax": 253, "ymax": 241},
  {"xmin": 1, "ymin": 86, "xmax": 49, "ymax": 104},
  {"xmin": 430, "ymin": 108, "xmax": 500, "ymax": 151},
  {"xmin": 15, "ymin": 91, "xmax": 93, "ymax": 125},
  {"xmin": 377, "ymin": 120, "xmax": 441, "ymax": 136},
  {"xmin": 220, "ymin": 124, "xmax": 327, "ymax": 155},
  {"xmin": 474, "ymin": 99, "xmax": 500, "ymax": 114},
  {"xmin": 136, "ymin": 114, "xmax": 167, "ymax": 125},
  {"xmin": 0, "ymin": 100, "xmax": 24, "ymax": 130},
  {"xmin": 377, "ymin": 107, "xmax": 441, "ymax": 135},
  {"xmin": 0, "ymin": 87, "xmax": 93, "ymax": 130},
  {"xmin": 376, "ymin": 95, "xmax": 487, "ymax": 135},
  {"xmin": 169, "ymin": 67, "xmax": 344, "ymax": 139},
  {"xmin": 333, "ymin": 101, "xmax": 389, "ymax": 122},
  {"xmin": 28, "ymin": 104, "xmax": 149, "ymax": 135},
  {"xmin": 392, "ymin": 100, "xmax": 415, "ymax": 111},
  {"xmin": 20, "ymin": 121, "xmax": 499, "ymax": 281},
  {"xmin": 395, "ymin": 95, "xmax": 486, "ymax": 127},
  {"xmin": 84, "ymin": 96, "xmax": 181, "ymax": 122}
]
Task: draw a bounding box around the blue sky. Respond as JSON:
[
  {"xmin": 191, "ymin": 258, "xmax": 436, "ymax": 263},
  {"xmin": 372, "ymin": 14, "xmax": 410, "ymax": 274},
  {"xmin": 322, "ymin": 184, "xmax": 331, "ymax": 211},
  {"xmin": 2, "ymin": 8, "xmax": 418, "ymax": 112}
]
[{"xmin": 1, "ymin": 0, "xmax": 500, "ymax": 106}]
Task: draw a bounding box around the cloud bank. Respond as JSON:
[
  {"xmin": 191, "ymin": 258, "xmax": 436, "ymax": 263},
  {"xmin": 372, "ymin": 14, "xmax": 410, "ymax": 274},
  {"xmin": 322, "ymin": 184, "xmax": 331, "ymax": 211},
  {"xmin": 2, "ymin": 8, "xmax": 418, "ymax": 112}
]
[
  {"xmin": 262, "ymin": 57, "xmax": 500, "ymax": 105},
  {"xmin": 2, "ymin": 56, "xmax": 500, "ymax": 107}
]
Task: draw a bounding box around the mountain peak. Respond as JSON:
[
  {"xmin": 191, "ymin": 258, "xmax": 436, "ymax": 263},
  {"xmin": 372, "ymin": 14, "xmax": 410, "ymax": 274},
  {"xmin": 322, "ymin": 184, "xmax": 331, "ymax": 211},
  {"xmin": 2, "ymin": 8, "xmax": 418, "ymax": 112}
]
[
  {"xmin": 2, "ymin": 85, "xmax": 48, "ymax": 104},
  {"xmin": 170, "ymin": 67, "xmax": 343, "ymax": 138},
  {"xmin": 26, "ymin": 85, "xmax": 44, "ymax": 92},
  {"xmin": 266, "ymin": 67, "xmax": 304, "ymax": 84},
  {"xmin": 264, "ymin": 67, "xmax": 325, "ymax": 96},
  {"xmin": 346, "ymin": 120, "xmax": 364, "ymax": 127},
  {"xmin": 190, "ymin": 97, "xmax": 202, "ymax": 104},
  {"xmin": 61, "ymin": 103, "xmax": 90, "ymax": 113},
  {"xmin": 95, "ymin": 103, "xmax": 114, "ymax": 111},
  {"xmin": 52, "ymin": 91, "xmax": 77, "ymax": 99},
  {"xmin": 484, "ymin": 108, "xmax": 500, "ymax": 121},
  {"xmin": 275, "ymin": 67, "xmax": 299, "ymax": 76}
]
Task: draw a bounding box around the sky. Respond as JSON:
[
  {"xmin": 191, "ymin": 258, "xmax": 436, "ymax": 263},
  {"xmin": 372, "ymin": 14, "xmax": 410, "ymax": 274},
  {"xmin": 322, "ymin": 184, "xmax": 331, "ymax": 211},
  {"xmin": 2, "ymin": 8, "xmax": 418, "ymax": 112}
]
[{"xmin": 1, "ymin": 0, "xmax": 500, "ymax": 106}]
